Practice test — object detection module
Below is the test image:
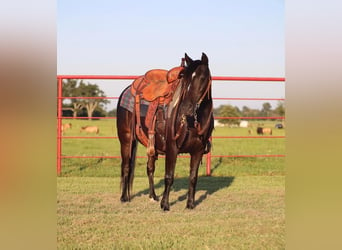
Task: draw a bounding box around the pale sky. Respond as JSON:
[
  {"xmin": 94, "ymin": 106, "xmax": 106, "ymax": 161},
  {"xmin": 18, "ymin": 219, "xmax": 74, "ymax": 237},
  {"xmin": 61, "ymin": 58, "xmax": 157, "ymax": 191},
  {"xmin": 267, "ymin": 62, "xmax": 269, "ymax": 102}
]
[{"xmin": 58, "ymin": 0, "xmax": 284, "ymax": 110}]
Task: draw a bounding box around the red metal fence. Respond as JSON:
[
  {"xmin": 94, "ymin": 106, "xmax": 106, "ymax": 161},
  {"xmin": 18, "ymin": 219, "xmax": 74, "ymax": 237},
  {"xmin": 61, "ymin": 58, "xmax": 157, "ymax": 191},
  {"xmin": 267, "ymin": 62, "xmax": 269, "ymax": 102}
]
[{"xmin": 57, "ymin": 75, "xmax": 285, "ymax": 176}]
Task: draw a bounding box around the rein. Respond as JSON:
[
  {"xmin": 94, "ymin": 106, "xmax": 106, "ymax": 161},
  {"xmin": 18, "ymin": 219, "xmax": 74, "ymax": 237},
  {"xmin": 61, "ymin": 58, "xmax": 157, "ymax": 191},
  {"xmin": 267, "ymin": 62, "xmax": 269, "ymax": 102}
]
[{"xmin": 196, "ymin": 78, "xmax": 212, "ymax": 107}]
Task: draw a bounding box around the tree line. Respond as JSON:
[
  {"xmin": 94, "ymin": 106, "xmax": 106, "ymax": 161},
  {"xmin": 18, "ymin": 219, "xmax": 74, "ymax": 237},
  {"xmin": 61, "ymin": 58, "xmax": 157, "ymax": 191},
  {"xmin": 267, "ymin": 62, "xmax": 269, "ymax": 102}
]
[
  {"xmin": 61, "ymin": 79, "xmax": 111, "ymax": 119},
  {"xmin": 61, "ymin": 79, "xmax": 285, "ymax": 123},
  {"xmin": 214, "ymin": 102, "xmax": 285, "ymax": 126}
]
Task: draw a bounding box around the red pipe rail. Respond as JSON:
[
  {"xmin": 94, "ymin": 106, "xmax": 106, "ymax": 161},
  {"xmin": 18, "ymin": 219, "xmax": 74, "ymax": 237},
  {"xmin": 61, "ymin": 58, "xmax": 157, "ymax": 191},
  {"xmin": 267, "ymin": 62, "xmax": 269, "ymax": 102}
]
[
  {"xmin": 57, "ymin": 75, "xmax": 285, "ymax": 81},
  {"xmin": 57, "ymin": 75, "xmax": 285, "ymax": 176}
]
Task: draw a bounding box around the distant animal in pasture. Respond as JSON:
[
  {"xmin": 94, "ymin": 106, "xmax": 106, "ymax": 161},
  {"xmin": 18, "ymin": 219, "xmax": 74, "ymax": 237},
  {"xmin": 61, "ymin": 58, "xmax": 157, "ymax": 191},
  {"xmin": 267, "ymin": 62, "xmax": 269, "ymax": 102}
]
[
  {"xmin": 275, "ymin": 123, "xmax": 284, "ymax": 129},
  {"xmin": 61, "ymin": 123, "xmax": 72, "ymax": 134},
  {"xmin": 80, "ymin": 126, "xmax": 99, "ymax": 134},
  {"xmin": 256, "ymin": 127, "xmax": 272, "ymax": 135}
]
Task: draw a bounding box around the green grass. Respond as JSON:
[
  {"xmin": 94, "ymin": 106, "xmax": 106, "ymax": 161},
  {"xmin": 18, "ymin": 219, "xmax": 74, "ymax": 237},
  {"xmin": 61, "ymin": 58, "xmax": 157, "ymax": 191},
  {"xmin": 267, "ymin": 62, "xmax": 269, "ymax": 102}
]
[
  {"xmin": 59, "ymin": 119, "xmax": 285, "ymax": 177},
  {"xmin": 57, "ymin": 119, "xmax": 285, "ymax": 249},
  {"xmin": 57, "ymin": 176, "xmax": 284, "ymax": 249}
]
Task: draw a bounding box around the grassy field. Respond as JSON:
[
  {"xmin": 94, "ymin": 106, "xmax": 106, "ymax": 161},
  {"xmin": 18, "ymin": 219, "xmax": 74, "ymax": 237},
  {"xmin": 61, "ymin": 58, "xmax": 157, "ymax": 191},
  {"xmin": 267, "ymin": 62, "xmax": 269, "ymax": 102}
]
[
  {"xmin": 59, "ymin": 119, "xmax": 285, "ymax": 177},
  {"xmin": 57, "ymin": 119, "xmax": 285, "ymax": 249}
]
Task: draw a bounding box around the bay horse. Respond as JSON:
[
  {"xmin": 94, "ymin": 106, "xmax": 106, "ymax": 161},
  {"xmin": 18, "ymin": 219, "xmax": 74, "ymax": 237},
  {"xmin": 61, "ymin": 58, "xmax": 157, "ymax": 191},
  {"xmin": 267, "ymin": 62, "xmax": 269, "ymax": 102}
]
[
  {"xmin": 256, "ymin": 127, "xmax": 272, "ymax": 135},
  {"xmin": 116, "ymin": 53, "xmax": 214, "ymax": 210}
]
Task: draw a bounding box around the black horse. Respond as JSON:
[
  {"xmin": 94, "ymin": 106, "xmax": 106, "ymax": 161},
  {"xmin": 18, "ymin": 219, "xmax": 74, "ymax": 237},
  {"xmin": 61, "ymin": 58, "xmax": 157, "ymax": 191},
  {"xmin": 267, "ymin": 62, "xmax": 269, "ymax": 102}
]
[{"xmin": 116, "ymin": 53, "xmax": 214, "ymax": 210}]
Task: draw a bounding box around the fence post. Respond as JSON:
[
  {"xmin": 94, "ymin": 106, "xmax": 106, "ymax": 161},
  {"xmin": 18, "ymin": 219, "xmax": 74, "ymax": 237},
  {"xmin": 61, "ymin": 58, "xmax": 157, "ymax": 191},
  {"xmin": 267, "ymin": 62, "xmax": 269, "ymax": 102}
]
[
  {"xmin": 57, "ymin": 77, "xmax": 63, "ymax": 176},
  {"xmin": 206, "ymin": 137, "xmax": 212, "ymax": 176}
]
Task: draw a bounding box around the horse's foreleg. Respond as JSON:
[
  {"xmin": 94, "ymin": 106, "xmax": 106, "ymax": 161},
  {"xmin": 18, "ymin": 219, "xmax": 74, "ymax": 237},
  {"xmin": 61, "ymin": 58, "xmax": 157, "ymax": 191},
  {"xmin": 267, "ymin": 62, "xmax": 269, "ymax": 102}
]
[
  {"xmin": 147, "ymin": 155, "xmax": 158, "ymax": 201},
  {"xmin": 186, "ymin": 151, "xmax": 203, "ymax": 209},
  {"xmin": 161, "ymin": 150, "xmax": 177, "ymax": 211},
  {"xmin": 117, "ymin": 93, "xmax": 137, "ymax": 203}
]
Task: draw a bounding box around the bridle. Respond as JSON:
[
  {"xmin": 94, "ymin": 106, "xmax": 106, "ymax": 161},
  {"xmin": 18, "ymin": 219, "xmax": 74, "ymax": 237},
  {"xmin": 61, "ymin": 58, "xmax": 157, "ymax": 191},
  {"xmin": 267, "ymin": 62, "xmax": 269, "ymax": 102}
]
[
  {"xmin": 193, "ymin": 77, "xmax": 213, "ymax": 135},
  {"xmin": 181, "ymin": 70, "xmax": 213, "ymax": 136},
  {"xmin": 196, "ymin": 77, "xmax": 212, "ymax": 107}
]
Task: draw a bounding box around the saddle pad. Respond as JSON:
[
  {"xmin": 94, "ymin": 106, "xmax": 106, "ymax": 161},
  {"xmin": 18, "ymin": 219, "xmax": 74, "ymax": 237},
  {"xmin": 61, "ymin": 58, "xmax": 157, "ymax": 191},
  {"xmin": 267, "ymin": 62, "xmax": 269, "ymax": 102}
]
[{"xmin": 120, "ymin": 87, "xmax": 149, "ymax": 115}]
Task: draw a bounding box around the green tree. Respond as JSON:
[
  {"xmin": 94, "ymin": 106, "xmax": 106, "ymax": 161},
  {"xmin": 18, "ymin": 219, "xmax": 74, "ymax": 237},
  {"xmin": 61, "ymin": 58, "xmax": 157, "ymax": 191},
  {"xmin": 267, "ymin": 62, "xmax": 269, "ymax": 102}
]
[
  {"xmin": 77, "ymin": 82, "xmax": 110, "ymax": 120},
  {"xmin": 241, "ymin": 105, "xmax": 260, "ymax": 117},
  {"xmin": 78, "ymin": 106, "xmax": 107, "ymax": 119},
  {"xmin": 62, "ymin": 80, "xmax": 110, "ymax": 119},
  {"xmin": 217, "ymin": 105, "xmax": 241, "ymax": 126},
  {"xmin": 107, "ymin": 108, "xmax": 117, "ymax": 117},
  {"xmin": 274, "ymin": 101, "xmax": 285, "ymax": 117},
  {"xmin": 261, "ymin": 102, "xmax": 272, "ymax": 117},
  {"xmin": 62, "ymin": 79, "xmax": 84, "ymax": 118}
]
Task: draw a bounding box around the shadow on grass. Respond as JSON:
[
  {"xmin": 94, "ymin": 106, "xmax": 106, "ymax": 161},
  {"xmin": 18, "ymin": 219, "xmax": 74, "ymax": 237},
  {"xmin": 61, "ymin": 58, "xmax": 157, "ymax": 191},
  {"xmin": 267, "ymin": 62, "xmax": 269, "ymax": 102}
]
[
  {"xmin": 133, "ymin": 175, "xmax": 235, "ymax": 208},
  {"xmin": 210, "ymin": 157, "xmax": 223, "ymax": 175}
]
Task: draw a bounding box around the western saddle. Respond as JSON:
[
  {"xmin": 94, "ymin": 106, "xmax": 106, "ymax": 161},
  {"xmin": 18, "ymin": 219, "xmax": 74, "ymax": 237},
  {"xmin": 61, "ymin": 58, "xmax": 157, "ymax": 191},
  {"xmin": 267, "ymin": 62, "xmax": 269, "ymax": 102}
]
[{"xmin": 130, "ymin": 66, "xmax": 184, "ymax": 156}]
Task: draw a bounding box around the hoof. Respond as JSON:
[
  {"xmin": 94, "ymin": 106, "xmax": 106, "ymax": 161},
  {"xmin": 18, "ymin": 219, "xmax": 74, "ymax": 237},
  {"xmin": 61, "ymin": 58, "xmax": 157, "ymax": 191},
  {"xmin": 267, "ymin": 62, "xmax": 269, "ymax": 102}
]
[
  {"xmin": 120, "ymin": 197, "xmax": 129, "ymax": 203},
  {"xmin": 149, "ymin": 197, "xmax": 159, "ymax": 202},
  {"xmin": 149, "ymin": 194, "xmax": 159, "ymax": 202},
  {"xmin": 186, "ymin": 203, "xmax": 195, "ymax": 209},
  {"xmin": 160, "ymin": 200, "xmax": 170, "ymax": 211}
]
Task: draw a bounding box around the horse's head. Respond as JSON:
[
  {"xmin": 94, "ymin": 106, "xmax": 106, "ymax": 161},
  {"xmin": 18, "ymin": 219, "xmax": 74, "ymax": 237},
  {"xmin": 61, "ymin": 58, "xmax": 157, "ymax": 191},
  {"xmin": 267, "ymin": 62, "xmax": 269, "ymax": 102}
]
[{"xmin": 181, "ymin": 53, "xmax": 212, "ymax": 107}]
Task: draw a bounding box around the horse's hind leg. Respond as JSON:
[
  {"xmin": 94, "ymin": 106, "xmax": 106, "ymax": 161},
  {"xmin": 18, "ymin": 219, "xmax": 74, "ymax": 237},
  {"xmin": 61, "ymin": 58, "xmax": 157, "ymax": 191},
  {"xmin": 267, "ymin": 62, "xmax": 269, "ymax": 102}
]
[
  {"xmin": 147, "ymin": 155, "xmax": 159, "ymax": 201},
  {"xmin": 117, "ymin": 108, "xmax": 137, "ymax": 202},
  {"xmin": 120, "ymin": 138, "xmax": 137, "ymax": 202}
]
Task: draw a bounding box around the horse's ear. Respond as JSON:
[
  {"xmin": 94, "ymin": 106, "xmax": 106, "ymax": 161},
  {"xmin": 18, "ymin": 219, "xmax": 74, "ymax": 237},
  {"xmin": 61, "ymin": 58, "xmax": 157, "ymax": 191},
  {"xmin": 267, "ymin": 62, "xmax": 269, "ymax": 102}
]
[
  {"xmin": 184, "ymin": 53, "xmax": 193, "ymax": 66},
  {"xmin": 201, "ymin": 52, "xmax": 208, "ymax": 65}
]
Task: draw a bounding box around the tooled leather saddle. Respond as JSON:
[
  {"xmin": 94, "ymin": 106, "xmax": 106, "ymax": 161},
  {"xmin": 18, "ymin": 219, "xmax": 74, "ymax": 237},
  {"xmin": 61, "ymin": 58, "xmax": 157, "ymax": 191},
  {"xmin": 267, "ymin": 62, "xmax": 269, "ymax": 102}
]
[{"xmin": 130, "ymin": 65, "xmax": 184, "ymax": 156}]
